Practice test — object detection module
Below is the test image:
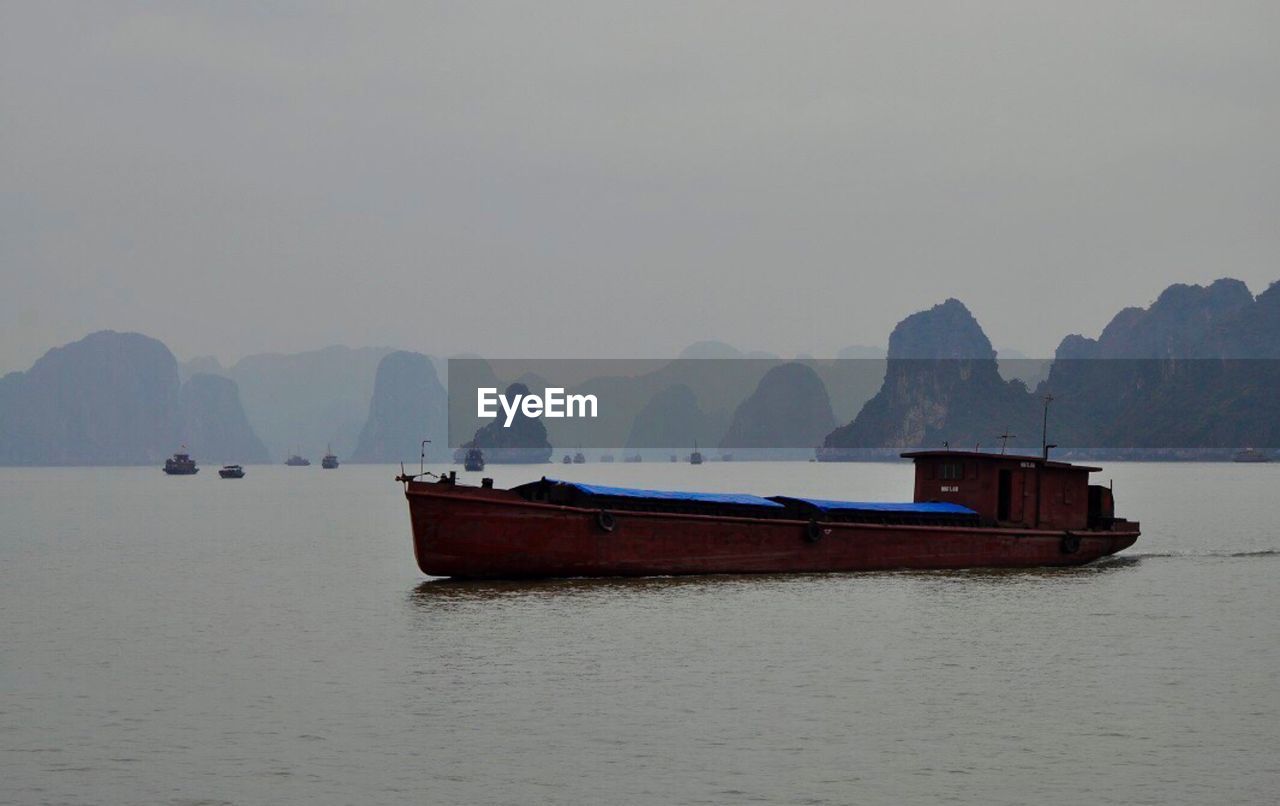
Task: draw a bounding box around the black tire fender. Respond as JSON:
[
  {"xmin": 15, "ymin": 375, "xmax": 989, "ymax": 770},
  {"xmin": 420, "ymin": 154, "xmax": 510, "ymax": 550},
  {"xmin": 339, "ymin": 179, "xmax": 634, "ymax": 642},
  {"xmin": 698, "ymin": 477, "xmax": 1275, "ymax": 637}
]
[
  {"xmin": 596, "ymin": 510, "xmax": 617, "ymax": 533},
  {"xmin": 805, "ymin": 520, "xmax": 824, "ymax": 543}
]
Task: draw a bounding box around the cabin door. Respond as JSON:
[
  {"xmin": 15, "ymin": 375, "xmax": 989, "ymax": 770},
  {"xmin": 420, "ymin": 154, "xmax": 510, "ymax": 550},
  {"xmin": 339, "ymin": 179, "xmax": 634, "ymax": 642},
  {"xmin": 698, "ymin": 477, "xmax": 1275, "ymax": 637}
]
[
  {"xmin": 1009, "ymin": 471, "xmax": 1025, "ymax": 523},
  {"xmin": 997, "ymin": 469, "xmax": 1012, "ymax": 521}
]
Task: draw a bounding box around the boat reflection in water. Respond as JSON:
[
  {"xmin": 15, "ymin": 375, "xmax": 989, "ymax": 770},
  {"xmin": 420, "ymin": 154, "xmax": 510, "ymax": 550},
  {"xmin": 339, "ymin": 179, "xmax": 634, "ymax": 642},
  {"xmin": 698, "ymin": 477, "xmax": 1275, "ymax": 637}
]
[{"xmin": 406, "ymin": 555, "xmax": 1144, "ymax": 607}]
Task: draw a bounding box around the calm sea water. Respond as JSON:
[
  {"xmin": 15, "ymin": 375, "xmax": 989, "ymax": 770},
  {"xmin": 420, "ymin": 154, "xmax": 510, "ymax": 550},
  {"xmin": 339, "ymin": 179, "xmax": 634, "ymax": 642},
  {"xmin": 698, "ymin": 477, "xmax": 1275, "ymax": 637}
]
[{"xmin": 2, "ymin": 462, "xmax": 1277, "ymax": 805}]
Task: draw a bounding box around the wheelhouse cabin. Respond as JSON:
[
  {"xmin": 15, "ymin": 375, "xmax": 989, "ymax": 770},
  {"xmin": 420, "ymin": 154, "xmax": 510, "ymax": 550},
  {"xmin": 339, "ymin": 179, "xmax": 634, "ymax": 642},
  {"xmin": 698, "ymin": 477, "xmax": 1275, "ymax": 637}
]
[{"xmin": 901, "ymin": 450, "xmax": 1115, "ymax": 530}]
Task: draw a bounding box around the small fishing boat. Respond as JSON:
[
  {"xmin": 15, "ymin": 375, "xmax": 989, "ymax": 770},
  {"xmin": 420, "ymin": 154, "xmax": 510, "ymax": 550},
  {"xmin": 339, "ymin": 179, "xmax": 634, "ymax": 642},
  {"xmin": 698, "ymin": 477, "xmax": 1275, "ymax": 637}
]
[
  {"xmin": 573, "ymin": 451, "xmax": 586, "ymax": 464},
  {"xmin": 689, "ymin": 442, "xmax": 703, "ymax": 465},
  {"xmin": 624, "ymin": 454, "xmax": 643, "ymax": 463},
  {"xmin": 562, "ymin": 455, "xmax": 573, "ymax": 464},
  {"xmin": 219, "ymin": 465, "xmax": 245, "ymax": 479},
  {"xmin": 463, "ymin": 447, "xmax": 485, "ymax": 472},
  {"xmin": 1233, "ymin": 448, "xmax": 1271, "ymax": 463},
  {"xmin": 285, "ymin": 454, "xmax": 311, "ymax": 467},
  {"xmin": 321, "ymin": 445, "xmax": 339, "ymax": 469},
  {"xmin": 163, "ymin": 450, "xmax": 198, "ymax": 475}
]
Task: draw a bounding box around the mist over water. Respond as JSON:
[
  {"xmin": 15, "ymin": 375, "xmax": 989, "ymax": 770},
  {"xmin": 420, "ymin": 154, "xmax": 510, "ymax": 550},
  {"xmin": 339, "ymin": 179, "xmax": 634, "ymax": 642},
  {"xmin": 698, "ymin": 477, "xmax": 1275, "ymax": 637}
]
[{"xmin": 2, "ymin": 462, "xmax": 1277, "ymax": 804}]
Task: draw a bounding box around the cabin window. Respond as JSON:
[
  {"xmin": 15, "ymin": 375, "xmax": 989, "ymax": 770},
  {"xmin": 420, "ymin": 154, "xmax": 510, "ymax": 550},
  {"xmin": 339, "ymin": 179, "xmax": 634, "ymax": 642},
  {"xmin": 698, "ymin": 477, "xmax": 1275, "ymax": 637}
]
[{"xmin": 940, "ymin": 462, "xmax": 964, "ymax": 480}]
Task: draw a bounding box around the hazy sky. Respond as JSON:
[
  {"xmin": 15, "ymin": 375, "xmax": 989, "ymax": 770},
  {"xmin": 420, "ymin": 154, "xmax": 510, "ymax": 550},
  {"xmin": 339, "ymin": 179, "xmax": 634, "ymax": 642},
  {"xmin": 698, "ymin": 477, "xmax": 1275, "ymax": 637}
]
[{"xmin": 3, "ymin": 2, "xmax": 1277, "ymax": 373}]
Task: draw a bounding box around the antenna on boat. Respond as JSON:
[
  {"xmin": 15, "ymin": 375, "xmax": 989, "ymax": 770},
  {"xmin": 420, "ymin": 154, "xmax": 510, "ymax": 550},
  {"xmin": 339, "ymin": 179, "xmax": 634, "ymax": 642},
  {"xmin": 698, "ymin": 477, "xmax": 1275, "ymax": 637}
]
[
  {"xmin": 1041, "ymin": 394, "xmax": 1055, "ymax": 459},
  {"xmin": 942, "ymin": 440, "xmax": 949, "ymax": 451},
  {"xmin": 420, "ymin": 439, "xmax": 431, "ymax": 477},
  {"xmin": 998, "ymin": 429, "xmax": 1015, "ymax": 454}
]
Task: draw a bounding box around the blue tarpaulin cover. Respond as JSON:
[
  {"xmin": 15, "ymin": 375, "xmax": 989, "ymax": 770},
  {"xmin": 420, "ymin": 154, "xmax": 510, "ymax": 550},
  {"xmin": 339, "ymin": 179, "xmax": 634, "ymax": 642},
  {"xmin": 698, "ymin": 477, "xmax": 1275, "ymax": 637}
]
[
  {"xmin": 773, "ymin": 497, "xmax": 977, "ymax": 515},
  {"xmin": 546, "ymin": 479, "xmax": 784, "ymax": 508}
]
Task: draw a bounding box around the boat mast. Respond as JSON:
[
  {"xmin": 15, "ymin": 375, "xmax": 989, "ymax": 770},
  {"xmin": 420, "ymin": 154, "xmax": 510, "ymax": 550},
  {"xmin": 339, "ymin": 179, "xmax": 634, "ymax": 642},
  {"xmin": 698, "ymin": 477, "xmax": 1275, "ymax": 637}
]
[
  {"xmin": 998, "ymin": 429, "xmax": 1015, "ymax": 455},
  {"xmin": 1035, "ymin": 394, "xmax": 1057, "ymax": 528},
  {"xmin": 1041, "ymin": 395, "xmax": 1054, "ymax": 459}
]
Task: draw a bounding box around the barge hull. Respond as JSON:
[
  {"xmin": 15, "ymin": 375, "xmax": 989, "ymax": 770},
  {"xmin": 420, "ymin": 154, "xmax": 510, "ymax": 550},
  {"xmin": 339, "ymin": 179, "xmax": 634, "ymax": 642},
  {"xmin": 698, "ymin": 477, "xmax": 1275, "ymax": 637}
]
[{"xmin": 404, "ymin": 482, "xmax": 1139, "ymax": 579}]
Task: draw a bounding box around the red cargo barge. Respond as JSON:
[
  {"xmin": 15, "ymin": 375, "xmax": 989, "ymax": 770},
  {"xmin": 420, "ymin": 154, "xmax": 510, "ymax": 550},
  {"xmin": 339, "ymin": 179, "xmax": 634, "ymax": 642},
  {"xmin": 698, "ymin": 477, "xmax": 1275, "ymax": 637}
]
[{"xmin": 397, "ymin": 451, "xmax": 1139, "ymax": 579}]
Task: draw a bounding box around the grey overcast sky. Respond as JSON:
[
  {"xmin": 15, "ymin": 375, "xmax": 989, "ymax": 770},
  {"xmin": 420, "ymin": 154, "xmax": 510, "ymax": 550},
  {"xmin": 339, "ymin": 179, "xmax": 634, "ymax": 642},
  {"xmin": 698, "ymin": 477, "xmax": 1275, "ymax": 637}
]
[{"xmin": 2, "ymin": 2, "xmax": 1277, "ymax": 372}]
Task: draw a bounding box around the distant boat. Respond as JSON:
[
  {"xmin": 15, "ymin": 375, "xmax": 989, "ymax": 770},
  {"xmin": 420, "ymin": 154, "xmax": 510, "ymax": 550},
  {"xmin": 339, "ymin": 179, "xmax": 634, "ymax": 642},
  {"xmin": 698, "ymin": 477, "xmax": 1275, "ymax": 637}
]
[
  {"xmin": 321, "ymin": 445, "xmax": 339, "ymax": 469},
  {"xmin": 573, "ymin": 451, "xmax": 586, "ymax": 464},
  {"xmin": 285, "ymin": 453, "xmax": 311, "ymax": 467},
  {"xmin": 600, "ymin": 453, "xmax": 615, "ymax": 463},
  {"xmin": 690, "ymin": 442, "xmax": 703, "ymax": 465},
  {"xmin": 624, "ymin": 454, "xmax": 643, "ymax": 463},
  {"xmin": 219, "ymin": 464, "xmax": 245, "ymax": 479},
  {"xmin": 562, "ymin": 455, "xmax": 572, "ymax": 464},
  {"xmin": 163, "ymin": 450, "xmax": 198, "ymax": 475},
  {"xmin": 1233, "ymin": 448, "xmax": 1271, "ymax": 463},
  {"xmin": 464, "ymin": 447, "xmax": 485, "ymax": 472}
]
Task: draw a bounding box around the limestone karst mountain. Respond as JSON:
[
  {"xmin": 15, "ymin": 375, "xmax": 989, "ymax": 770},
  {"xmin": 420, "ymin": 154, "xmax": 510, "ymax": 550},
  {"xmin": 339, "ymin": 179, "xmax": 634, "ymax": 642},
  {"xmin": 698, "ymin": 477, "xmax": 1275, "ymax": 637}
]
[
  {"xmin": 464, "ymin": 382, "xmax": 554, "ymax": 463},
  {"xmin": 719, "ymin": 363, "xmax": 836, "ymax": 451},
  {"xmin": 625, "ymin": 384, "xmax": 724, "ymax": 450},
  {"xmin": 178, "ymin": 373, "xmax": 271, "ymax": 464},
  {"xmin": 0, "ymin": 331, "xmax": 266, "ymax": 465},
  {"xmin": 1043, "ymin": 279, "xmax": 1280, "ymax": 452},
  {"xmin": 821, "ymin": 300, "xmax": 1039, "ymax": 456},
  {"xmin": 350, "ymin": 351, "xmax": 448, "ymax": 463},
  {"xmin": 822, "ymin": 281, "xmax": 1280, "ymax": 458},
  {"xmin": 206, "ymin": 345, "xmax": 395, "ymax": 461},
  {"xmin": 1055, "ymin": 278, "xmax": 1257, "ymax": 359}
]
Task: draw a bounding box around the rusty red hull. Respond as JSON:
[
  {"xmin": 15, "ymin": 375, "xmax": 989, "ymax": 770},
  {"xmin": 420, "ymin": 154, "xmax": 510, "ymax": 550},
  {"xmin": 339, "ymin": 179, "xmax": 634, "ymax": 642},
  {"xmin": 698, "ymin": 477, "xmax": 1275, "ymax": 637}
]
[{"xmin": 403, "ymin": 481, "xmax": 1140, "ymax": 579}]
